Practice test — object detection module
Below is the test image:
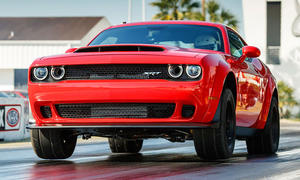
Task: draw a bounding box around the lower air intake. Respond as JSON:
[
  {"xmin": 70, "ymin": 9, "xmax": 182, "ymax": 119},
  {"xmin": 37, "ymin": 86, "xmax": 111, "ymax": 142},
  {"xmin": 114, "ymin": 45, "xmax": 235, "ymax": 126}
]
[
  {"xmin": 55, "ymin": 103, "xmax": 175, "ymax": 119},
  {"xmin": 40, "ymin": 106, "xmax": 52, "ymax": 118}
]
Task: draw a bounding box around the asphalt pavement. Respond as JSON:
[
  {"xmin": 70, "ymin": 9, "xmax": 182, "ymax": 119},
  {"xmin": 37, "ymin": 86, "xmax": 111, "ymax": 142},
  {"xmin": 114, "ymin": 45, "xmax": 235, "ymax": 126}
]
[{"xmin": 1, "ymin": 120, "xmax": 300, "ymax": 180}]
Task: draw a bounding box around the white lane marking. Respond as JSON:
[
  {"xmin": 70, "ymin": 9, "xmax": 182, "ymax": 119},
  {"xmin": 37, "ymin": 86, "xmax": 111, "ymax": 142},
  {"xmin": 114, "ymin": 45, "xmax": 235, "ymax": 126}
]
[
  {"xmin": 0, "ymin": 163, "xmax": 35, "ymax": 173},
  {"xmin": 268, "ymin": 169, "xmax": 300, "ymax": 180},
  {"xmin": 70, "ymin": 155, "xmax": 110, "ymax": 162},
  {"xmin": 277, "ymin": 147, "xmax": 300, "ymax": 156},
  {"xmin": 281, "ymin": 127, "xmax": 300, "ymax": 131}
]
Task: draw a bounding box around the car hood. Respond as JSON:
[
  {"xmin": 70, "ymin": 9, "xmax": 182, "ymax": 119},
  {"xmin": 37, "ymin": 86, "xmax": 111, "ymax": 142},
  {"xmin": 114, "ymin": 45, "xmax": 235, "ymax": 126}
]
[{"xmin": 31, "ymin": 44, "xmax": 224, "ymax": 67}]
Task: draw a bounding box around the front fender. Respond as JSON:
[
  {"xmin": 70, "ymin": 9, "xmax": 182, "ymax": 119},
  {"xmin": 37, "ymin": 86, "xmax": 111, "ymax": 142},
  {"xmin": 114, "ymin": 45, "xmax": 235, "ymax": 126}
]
[{"xmin": 199, "ymin": 55, "xmax": 233, "ymax": 123}]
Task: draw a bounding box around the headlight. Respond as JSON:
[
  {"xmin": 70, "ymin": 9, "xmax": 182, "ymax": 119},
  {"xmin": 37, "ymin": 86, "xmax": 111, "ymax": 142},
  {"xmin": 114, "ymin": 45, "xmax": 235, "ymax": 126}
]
[
  {"xmin": 33, "ymin": 67, "xmax": 48, "ymax": 80},
  {"xmin": 168, "ymin": 64, "xmax": 183, "ymax": 78},
  {"xmin": 186, "ymin": 65, "xmax": 201, "ymax": 79},
  {"xmin": 51, "ymin": 66, "xmax": 65, "ymax": 80}
]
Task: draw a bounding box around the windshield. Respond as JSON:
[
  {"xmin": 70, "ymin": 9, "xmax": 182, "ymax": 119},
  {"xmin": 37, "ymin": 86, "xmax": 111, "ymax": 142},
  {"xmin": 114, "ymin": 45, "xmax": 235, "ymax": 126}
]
[{"xmin": 89, "ymin": 24, "xmax": 224, "ymax": 52}]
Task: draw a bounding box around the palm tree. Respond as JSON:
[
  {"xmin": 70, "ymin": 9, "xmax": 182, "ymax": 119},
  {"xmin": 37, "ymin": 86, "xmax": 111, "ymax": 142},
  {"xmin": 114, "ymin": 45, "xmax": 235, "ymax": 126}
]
[
  {"xmin": 151, "ymin": 0, "xmax": 238, "ymax": 29},
  {"xmin": 201, "ymin": 0, "xmax": 206, "ymax": 20},
  {"xmin": 206, "ymin": 0, "xmax": 238, "ymax": 29},
  {"xmin": 151, "ymin": 0, "xmax": 199, "ymax": 20}
]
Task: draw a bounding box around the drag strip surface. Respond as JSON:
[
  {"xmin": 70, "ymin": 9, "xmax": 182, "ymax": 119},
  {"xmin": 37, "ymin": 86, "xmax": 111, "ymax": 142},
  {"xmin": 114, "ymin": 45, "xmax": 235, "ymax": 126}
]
[{"xmin": 1, "ymin": 120, "xmax": 300, "ymax": 180}]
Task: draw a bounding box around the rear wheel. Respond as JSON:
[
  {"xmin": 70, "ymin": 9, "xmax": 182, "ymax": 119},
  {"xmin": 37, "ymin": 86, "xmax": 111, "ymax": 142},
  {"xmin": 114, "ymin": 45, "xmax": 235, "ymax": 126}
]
[
  {"xmin": 193, "ymin": 88, "xmax": 236, "ymax": 159},
  {"xmin": 246, "ymin": 97, "xmax": 279, "ymax": 155},
  {"xmin": 31, "ymin": 129, "xmax": 77, "ymax": 159},
  {"xmin": 108, "ymin": 138, "xmax": 143, "ymax": 153}
]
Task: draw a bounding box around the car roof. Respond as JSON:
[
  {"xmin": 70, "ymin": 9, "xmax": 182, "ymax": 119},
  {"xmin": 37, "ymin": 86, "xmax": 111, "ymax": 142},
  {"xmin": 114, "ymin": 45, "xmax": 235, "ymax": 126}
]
[{"xmin": 109, "ymin": 21, "xmax": 225, "ymax": 29}]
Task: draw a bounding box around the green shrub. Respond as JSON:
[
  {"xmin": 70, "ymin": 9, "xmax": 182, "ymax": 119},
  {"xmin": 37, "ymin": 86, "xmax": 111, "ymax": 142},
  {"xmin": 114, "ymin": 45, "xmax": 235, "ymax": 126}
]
[{"xmin": 278, "ymin": 81, "xmax": 298, "ymax": 118}]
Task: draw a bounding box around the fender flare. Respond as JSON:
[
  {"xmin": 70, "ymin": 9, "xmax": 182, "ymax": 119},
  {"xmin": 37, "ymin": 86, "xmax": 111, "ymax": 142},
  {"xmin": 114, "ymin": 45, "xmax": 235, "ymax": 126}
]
[
  {"xmin": 251, "ymin": 75, "xmax": 277, "ymax": 129},
  {"xmin": 201, "ymin": 56, "xmax": 236, "ymax": 124}
]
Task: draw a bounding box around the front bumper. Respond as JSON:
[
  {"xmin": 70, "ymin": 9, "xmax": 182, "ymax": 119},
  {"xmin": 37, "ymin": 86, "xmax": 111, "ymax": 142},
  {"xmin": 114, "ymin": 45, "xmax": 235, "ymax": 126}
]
[
  {"xmin": 29, "ymin": 79, "xmax": 220, "ymax": 127},
  {"xmin": 28, "ymin": 122, "xmax": 220, "ymax": 129}
]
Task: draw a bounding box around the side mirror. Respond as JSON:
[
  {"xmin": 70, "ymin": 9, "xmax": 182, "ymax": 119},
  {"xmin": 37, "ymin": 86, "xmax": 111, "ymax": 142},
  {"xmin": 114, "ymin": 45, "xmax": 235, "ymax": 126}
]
[
  {"xmin": 65, "ymin": 48, "xmax": 77, "ymax": 53},
  {"xmin": 238, "ymin": 46, "xmax": 261, "ymax": 63}
]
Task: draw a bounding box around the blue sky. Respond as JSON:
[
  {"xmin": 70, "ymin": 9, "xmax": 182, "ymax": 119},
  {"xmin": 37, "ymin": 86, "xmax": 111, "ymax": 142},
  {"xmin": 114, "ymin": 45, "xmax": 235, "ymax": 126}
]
[{"xmin": 0, "ymin": 0, "xmax": 244, "ymax": 35}]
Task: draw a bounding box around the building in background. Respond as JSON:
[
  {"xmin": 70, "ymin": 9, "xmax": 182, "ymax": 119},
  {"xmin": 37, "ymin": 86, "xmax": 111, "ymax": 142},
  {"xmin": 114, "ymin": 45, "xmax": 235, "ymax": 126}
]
[
  {"xmin": 243, "ymin": 0, "xmax": 300, "ymax": 99},
  {"xmin": 1, "ymin": 1, "xmax": 299, "ymax": 99},
  {"xmin": 0, "ymin": 17, "xmax": 110, "ymax": 90}
]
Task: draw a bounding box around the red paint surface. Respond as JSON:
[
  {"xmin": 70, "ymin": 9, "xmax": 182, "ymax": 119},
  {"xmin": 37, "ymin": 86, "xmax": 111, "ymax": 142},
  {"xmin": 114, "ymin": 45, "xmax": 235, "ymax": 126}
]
[{"xmin": 28, "ymin": 21, "xmax": 276, "ymax": 130}]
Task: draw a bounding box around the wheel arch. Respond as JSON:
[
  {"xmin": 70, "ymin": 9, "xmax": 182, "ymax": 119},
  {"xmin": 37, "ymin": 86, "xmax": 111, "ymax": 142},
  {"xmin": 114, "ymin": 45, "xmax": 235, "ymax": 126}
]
[
  {"xmin": 251, "ymin": 75, "xmax": 278, "ymax": 129},
  {"xmin": 210, "ymin": 70, "xmax": 237, "ymax": 124},
  {"xmin": 272, "ymin": 87, "xmax": 278, "ymax": 101},
  {"xmin": 223, "ymin": 71, "xmax": 237, "ymax": 105},
  {"xmin": 201, "ymin": 55, "xmax": 237, "ymax": 124}
]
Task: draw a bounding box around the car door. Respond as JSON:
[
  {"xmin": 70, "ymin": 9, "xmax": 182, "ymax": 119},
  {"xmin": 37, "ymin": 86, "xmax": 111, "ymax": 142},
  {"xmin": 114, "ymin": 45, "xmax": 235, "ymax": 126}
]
[{"xmin": 227, "ymin": 30, "xmax": 264, "ymax": 127}]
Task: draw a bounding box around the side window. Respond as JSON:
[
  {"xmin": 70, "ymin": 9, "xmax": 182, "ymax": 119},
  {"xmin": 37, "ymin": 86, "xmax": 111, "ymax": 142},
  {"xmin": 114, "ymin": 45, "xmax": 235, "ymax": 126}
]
[{"xmin": 228, "ymin": 30, "xmax": 245, "ymax": 58}]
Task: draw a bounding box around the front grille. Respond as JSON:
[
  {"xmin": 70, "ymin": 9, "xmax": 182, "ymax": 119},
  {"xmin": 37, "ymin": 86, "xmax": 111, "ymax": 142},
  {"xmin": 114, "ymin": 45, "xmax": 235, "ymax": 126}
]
[
  {"xmin": 64, "ymin": 64, "xmax": 169, "ymax": 80},
  {"xmin": 31, "ymin": 64, "xmax": 201, "ymax": 82},
  {"xmin": 55, "ymin": 103, "xmax": 175, "ymax": 119}
]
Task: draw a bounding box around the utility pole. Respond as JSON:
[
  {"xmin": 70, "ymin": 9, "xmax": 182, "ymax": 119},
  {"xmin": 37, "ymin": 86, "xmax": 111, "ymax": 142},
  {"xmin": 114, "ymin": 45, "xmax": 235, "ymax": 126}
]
[
  {"xmin": 202, "ymin": 0, "xmax": 206, "ymax": 21},
  {"xmin": 142, "ymin": 0, "xmax": 146, "ymax": 21},
  {"xmin": 128, "ymin": 0, "xmax": 132, "ymax": 22}
]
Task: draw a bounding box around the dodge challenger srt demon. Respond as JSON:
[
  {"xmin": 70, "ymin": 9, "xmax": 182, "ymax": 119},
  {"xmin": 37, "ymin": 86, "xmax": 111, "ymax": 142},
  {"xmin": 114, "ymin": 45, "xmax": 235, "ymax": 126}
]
[{"xmin": 28, "ymin": 21, "xmax": 279, "ymax": 160}]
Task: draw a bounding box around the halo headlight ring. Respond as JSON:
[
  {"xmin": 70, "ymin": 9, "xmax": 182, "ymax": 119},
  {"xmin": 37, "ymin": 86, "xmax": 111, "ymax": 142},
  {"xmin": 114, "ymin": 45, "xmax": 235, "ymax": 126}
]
[
  {"xmin": 168, "ymin": 64, "xmax": 183, "ymax": 78},
  {"xmin": 33, "ymin": 67, "xmax": 48, "ymax": 81},
  {"xmin": 186, "ymin": 65, "xmax": 202, "ymax": 79},
  {"xmin": 51, "ymin": 66, "xmax": 65, "ymax": 80}
]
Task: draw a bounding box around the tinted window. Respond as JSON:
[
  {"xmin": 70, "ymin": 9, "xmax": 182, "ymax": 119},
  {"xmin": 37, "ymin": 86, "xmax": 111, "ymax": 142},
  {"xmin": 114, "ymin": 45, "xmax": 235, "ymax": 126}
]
[
  {"xmin": 90, "ymin": 24, "xmax": 224, "ymax": 52},
  {"xmin": 14, "ymin": 69, "xmax": 28, "ymax": 90},
  {"xmin": 228, "ymin": 30, "xmax": 245, "ymax": 57}
]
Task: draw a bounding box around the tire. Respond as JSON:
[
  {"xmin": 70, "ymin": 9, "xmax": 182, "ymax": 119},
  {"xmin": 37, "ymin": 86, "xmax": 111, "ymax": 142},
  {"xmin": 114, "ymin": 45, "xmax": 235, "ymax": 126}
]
[
  {"xmin": 31, "ymin": 129, "xmax": 77, "ymax": 159},
  {"xmin": 193, "ymin": 88, "xmax": 236, "ymax": 159},
  {"xmin": 246, "ymin": 97, "xmax": 280, "ymax": 155},
  {"xmin": 108, "ymin": 138, "xmax": 143, "ymax": 153}
]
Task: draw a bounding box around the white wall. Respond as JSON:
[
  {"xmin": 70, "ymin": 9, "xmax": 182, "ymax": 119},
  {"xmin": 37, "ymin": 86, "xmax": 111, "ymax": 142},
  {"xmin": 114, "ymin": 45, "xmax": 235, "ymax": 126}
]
[
  {"xmin": 0, "ymin": 41, "xmax": 81, "ymax": 91},
  {"xmin": 243, "ymin": 0, "xmax": 300, "ymax": 101},
  {"xmin": 0, "ymin": 69, "xmax": 14, "ymax": 91},
  {"xmin": 0, "ymin": 41, "xmax": 81, "ymax": 69},
  {"xmin": 242, "ymin": 0, "xmax": 267, "ymax": 62},
  {"xmin": 81, "ymin": 17, "xmax": 111, "ymax": 46},
  {"xmin": 268, "ymin": 0, "xmax": 300, "ymax": 100}
]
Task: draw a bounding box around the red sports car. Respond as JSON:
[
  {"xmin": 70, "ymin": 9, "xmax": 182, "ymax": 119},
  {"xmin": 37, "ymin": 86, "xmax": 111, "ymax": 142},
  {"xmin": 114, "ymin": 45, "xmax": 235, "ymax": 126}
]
[{"xmin": 28, "ymin": 21, "xmax": 279, "ymax": 160}]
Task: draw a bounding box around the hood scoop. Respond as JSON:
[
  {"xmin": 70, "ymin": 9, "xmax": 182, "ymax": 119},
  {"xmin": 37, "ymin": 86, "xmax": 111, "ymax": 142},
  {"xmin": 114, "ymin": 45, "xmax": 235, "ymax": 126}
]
[{"xmin": 75, "ymin": 45, "xmax": 165, "ymax": 53}]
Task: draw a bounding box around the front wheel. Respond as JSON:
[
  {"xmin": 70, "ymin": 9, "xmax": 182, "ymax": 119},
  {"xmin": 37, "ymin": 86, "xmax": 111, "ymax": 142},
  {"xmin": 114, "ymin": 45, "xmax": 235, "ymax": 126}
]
[
  {"xmin": 246, "ymin": 97, "xmax": 280, "ymax": 154},
  {"xmin": 31, "ymin": 129, "xmax": 77, "ymax": 159},
  {"xmin": 193, "ymin": 88, "xmax": 236, "ymax": 159},
  {"xmin": 108, "ymin": 138, "xmax": 143, "ymax": 153}
]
